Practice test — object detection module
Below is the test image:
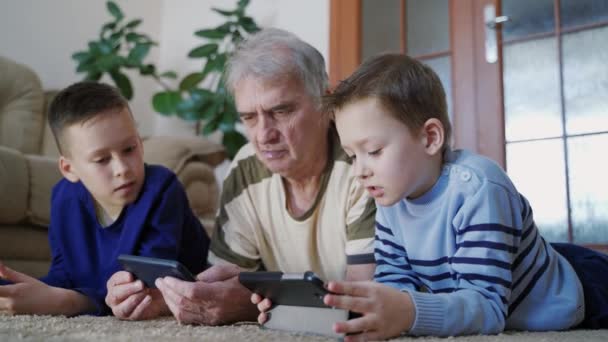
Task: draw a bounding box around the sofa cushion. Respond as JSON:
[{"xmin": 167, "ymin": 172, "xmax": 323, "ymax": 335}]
[
  {"xmin": 0, "ymin": 146, "xmax": 29, "ymax": 224},
  {"xmin": 27, "ymin": 154, "xmax": 62, "ymax": 226},
  {"xmin": 0, "ymin": 225, "xmax": 51, "ymax": 260},
  {"xmin": 0, "ymin": 55, "xmax": 45, "ymax": 154}
]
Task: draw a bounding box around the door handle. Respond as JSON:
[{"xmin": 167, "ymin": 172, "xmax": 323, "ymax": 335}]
[{"xmin": 483, "ymin": 4, "xmax": 510, "ymax": 63}]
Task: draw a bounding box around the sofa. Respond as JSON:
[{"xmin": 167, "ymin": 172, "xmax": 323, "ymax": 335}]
[{"xmin": 0, "ymin": 55, "xmax": 225, "ymax": 277}]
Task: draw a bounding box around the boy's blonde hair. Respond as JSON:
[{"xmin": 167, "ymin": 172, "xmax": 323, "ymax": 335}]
[{"xmin": 323, "ymin": 53, "xmax": 452, "ymax": 150}]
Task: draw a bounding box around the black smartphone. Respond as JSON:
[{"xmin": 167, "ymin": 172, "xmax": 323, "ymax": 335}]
[
  {"xmin": 117, "ymin": 254, "xmax": 196, "ymax": 289},
  {"xmin": 238, "ymin": 271, "xmax": 330, "ymax": 308}
]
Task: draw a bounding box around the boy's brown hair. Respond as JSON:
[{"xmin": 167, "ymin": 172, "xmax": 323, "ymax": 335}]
[
  {"xmin": 323, "ymin": 53, "xmax": 451, "ymax": 150},
  {"xmin": 48, "ymin": 81, "xmax": 130, "ymax": 155}
]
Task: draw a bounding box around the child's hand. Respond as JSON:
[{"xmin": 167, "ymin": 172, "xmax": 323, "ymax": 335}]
[
  {"xmin": 0, "ymin": 262, "xmax": 82, "ymax": 315},
  {"xmin": 324, "ymin": 280, "xmax": 415, "ymax": 341},
  {"xmin": 250, "ymin": 292, "xmax": 273, "ymax": 324},
  {"xmin": 105, "ymin": 271, "xmax": 169, "ymax": 320}
]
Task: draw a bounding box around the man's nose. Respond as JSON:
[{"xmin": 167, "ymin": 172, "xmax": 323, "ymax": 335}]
[{"xmin": 258, "ymin": 115, "xmax": 279, "ymax": 143}]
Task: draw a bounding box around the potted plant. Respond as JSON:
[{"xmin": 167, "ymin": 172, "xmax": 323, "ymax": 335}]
[{"xmin": 72, "ymin": 0, "xmax": 260, "ymax": 158}]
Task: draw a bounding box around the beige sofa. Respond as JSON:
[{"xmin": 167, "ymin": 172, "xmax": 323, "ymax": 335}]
[{"xmin": 0, "ymin": 55, "xmax": 224, "ymax": 277}]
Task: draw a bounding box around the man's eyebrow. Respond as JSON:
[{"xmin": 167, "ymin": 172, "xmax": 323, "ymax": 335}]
[{"xmin": 268, "ymin": 102, "xmax": 295, "ymax": 112}]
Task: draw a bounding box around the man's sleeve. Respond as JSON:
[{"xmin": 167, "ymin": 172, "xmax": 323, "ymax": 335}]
[
  {"xmin": 344, "ymin": 180, "xmax": 376, "ymax": 265},
  {"xmin": 208, "ymin": 159, "xmax": 261, "ymax": 271}
]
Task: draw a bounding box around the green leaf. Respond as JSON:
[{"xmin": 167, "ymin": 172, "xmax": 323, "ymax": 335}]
[
  {"xmin": 96, "ymin": 55, "xmax": 122, "ymax": 71},
  {"xmin": 202, "ymin": 116, "xmax": 220, "ymax": 135},
  {"xmin": 159, "ymin": 71, "xmax": 178, "ymax": 79},
  {"xmin": 72, "ymin": 51, "xmax": 92, "ymax": 63},
  {"xmin": 238, "ymin": 16, "xmax": 260, "ymax": 33},
  {"xmin": 212, "ymin": 8, "xmax": 236, "ymax": 17},
  {"xmin": 85, "ymin": 72, "xmax": 102, "ymax": 81},
  {"xmin": 76, "ymin": 61, "xmax": 97, "ymax": 73},
  {"xmin": 237, "ymin": 0, "xmax": 250, "ymax": 9},
  {"xmin": 109, "ymin": 70, "xmax": 133, "ymax": 100},
  {"xmin": 188, "ymin": 43, "xmax": 218, "ymax": 58},
  {"xmin": 201, "ymin": 54, "xmax": 226, "ymax": 78},
  {"xmin": 189, "ymin": 88, "xmax": 214, "ymax": 103},
  {"xmin": 125, "ymin": 19, "xmax": 142, "ymax": 29},
  {"xmin": 152, "ymin": 91, "xmax": 181, "ymax": 115},
  {"xmin": 139, "ymin": 64, "xmax": 156, "ymax": 76},
  {"xmin": 222, "ymin": 130, "xmax": 248, "ymax": 159},
  {"xmin": 125, "ymin": 32, "xmax": 140, "ymax": 42},
  {"xmin": 194, "ymin": 28, "xmax": 229, "ymax": 39},
  {"xmin": 107, "ymin": 1, "xmax": 123, "ymax": 21},
  {"xmin": 101, "ymin": 22, "xmax": 117, "ymax": 33},
  {"xmin": 179, "ymin": 72, "xmax": 205, "ymax": 91},
  {"xmin": 128, "ymin": 43, "xmax": 151, "ymax": 64},
  {"xmin": 200, "ymin": 99, "xmax": 220, "ymax": 121}
]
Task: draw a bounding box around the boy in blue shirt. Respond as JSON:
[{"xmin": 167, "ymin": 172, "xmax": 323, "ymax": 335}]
[
  {"xmin": 0, "ymin": 81, "xmax": 209, "ymax": 316},
  {"xmin": 315, "ymin": 54, "xmax": 607, "ymax": 338}
]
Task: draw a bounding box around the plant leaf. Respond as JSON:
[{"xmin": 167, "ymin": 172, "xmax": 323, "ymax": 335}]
[
  {"xmin": 188, "ymin": 43, "xmax": 218, "ymax": 58},
  {"xmin": 238, "ymin": 16, "xmax": 260, "ymax": 33},
  {"xmin": 128, "ymin": 43, "xmax": 151, "ymax": 64},
  {"xmin": 194, "ymin": 28, "xmax": 228, "ymax": 39},
  {"xmin": 152, "ymin": 91, "xmax": 181, "ymax": 115},
  {"xmin": 179, "ymin": 72, "xmax": 205, "ymax": 91},
  {"xmin": 72, "ymin": 51, "xmax": 92, "ymax": 63},
  {"xmin": 159, "ymin": 71, "xmax": 178, "ymax": 79},
  {"xmin": 139, "ymin": 64, "xmax": 156, "ymax": 76},
  {"xmin": 106, "ymin": 1, "xmax": 123, "ymax": 21},
  {"xmin": 222, "ymin": 130, "xmax": 248, "ymax": 159},
  {"xmin": 109, "ymin": 70, "xmax": 133, "ymax": 100},
  {"xmin": 211, "ymin": 8, "xmax": 236, "ymax": 17},
  {"xmin": 125, "ymin": 19, "xmax": 142, "ymax": 29}
]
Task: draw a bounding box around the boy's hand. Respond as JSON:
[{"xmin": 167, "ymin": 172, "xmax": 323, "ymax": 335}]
[
  {"xmin": 250, "ymin": 293, "xmax": 273, "ymax": 324},
  {"xmin": 0, "ymin": 262, "xmax": 91, "ymax": 315},
  {"xmin": 324, "ymin": 280, "xmax": 415, "ymax": 341},
  {"xmin": 105, "ymin": 271, "xmax": 169, "ymax": 320}
]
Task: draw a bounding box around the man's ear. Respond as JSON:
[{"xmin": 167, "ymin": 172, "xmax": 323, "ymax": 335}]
[
  {"xmin": 421, "ymin": 118, "xmax": 445, "ymax": 156},
  {"xmin": 59, "ymin": 156, "xmax": 80, "ymax": 183}
]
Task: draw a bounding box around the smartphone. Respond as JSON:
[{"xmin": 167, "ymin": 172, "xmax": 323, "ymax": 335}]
[
  {"xmin": 117, "ymin": 254, "xmax": 196, "ymax": 289},
  {"xmin": 238, "ymin": 271, "xmax": 330, "ymax": 308}
]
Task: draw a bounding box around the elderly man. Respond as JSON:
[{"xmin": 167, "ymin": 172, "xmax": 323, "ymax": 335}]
[{"xmin": 105, "ymin": 28, "xmax": 376, "ymax": 324}]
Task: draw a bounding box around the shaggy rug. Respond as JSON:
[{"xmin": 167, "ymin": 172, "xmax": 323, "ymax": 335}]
[{"xmin": 1, "ymin": 314, "xmax": 607, "ymax": 341}]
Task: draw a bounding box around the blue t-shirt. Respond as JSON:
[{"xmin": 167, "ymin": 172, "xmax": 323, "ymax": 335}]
[
  {"xmin": 1, "ymin": 164, "xmax": 209, "ymax": 315},
  {"xmin": 374, "ymin": 149, "xmax": 584, "ymax": 336}
]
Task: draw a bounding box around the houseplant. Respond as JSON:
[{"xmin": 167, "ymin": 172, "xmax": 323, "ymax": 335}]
[{"xmin": 72, "ymin": 0, "xmax": 260, "ymax": 158}]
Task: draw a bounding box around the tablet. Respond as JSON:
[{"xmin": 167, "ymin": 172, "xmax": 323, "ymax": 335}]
[
  {"xmin": 117, "ymin": 254, "xmax": 196, "ymax": 289},
  {"xmin": 238, "ymin": 271, "xmax": 330, "ymax": 308}
]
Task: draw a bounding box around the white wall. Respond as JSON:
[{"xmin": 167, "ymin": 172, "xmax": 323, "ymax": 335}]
[{"xmin": 1, "ymin": 0, "xmax": 329, "ymax": 137}]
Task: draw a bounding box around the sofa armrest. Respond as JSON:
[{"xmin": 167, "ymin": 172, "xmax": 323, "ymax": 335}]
[
  {"xmin": 142, "ymin": 136, "xmax": 226, "ymax": 230},
  {"xmin": 0, "ymin": 146, "xmax": 29, "ymax": 224},
  {"xmin": 26, "ymin": 154, "xmax": 62, "ymax": 226}
]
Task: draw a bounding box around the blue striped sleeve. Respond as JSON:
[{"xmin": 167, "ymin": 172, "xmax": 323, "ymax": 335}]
[
  {"xmin": 373, "ymin": 220, "xmax": 421, "ymax": 292},
  {"xmin": 409, "ymin": 181, "xmax": 522, "ymax": 336}
]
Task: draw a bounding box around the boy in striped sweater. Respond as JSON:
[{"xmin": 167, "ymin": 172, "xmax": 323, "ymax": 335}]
[{"xmin": 320, "ymin": 53, "xmax": 608, "ymax": 339}]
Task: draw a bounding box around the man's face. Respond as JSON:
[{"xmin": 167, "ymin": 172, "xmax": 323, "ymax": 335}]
[
  {"xmin": 59, "ymin": 107, "xmax": 145, "ymax": 218},
  {"xmin": 335, "ymin": 97, "xmax": 439, "ymax": 206},
  {"xmin": 234, "ymin": 75, "xmax": 329, "ymax": 178}
]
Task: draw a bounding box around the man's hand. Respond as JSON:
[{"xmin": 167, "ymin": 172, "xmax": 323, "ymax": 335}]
[
  {"xmin": 105, "ymin": 271, "xmax": 170, "ymax": 320},
  {"xmin": 324, "ymin": 280, "xmax": 415, "ymax": 342},
  {"xmin": 0, "ymin": 262, "xmax": 93, "ymax": 315},
  {"xmin": 251, "ymin": 293, "xmax": 272, "ymax": 324},
  {"xmin": 155, "ymin": 264, "xmax": 257, "ymax": 325}
]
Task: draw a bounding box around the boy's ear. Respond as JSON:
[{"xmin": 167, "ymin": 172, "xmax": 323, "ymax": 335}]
[
  {"xmin": 421, "ymin": 118, "xmax": 444, "ymax": 155},
  {"xmin": 58, "ymin": 156, "xmax": 80, "ymax": 183}
]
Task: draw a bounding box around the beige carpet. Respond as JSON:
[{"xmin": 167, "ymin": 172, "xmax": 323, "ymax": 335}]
[{"xmin": 1, "ymin": 314, "xmax": 607, "ymax": 341}]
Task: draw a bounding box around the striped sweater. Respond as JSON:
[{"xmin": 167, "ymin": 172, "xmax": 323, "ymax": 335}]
[{"xmin": 375, "ymin": 149, "xmax": 584, "ymax": 336}]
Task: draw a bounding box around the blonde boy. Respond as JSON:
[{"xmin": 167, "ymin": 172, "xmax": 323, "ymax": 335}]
[{"xmin": 0, "ymin": 82, "xmax": 209, "ymax": 316}]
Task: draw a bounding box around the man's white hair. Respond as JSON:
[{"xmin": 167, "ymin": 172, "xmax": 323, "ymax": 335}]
[{"xmin": 225, "ymin": 28, "xmax": 329, "ymax": 102}]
